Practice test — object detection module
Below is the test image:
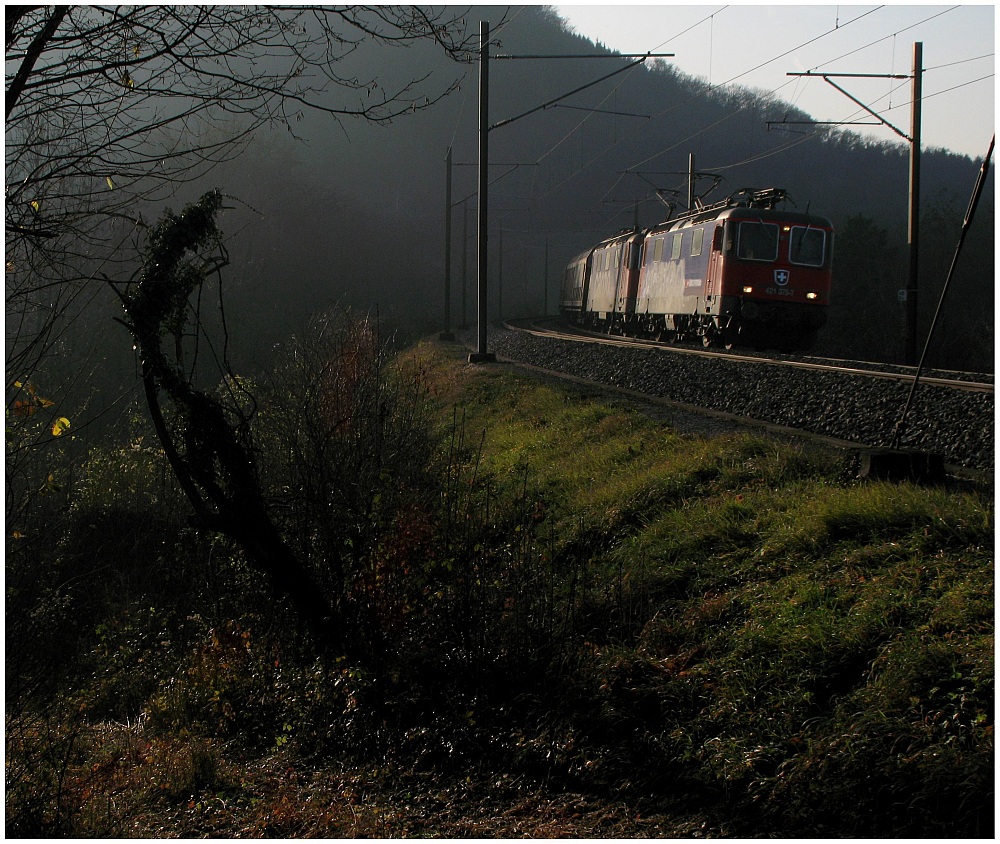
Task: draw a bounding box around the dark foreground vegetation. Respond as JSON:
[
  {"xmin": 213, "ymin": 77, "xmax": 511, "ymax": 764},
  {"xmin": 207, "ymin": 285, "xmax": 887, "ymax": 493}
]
[{"xmin": 6, "ymin": 331, "xmax": 993, "ymax": 838}]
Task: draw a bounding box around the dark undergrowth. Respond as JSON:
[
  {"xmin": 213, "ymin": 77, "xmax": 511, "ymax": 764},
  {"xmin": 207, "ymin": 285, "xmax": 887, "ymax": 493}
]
[{"xmin": 6, "ymin": 335, "xmax": 993, "ymax": 837}]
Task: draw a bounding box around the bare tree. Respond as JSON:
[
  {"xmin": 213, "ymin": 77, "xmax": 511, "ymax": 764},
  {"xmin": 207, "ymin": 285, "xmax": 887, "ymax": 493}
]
[
  {"xmin": 5, "ymin": 5, "xmax": 473, "ymax": 539},
  {"xmin": 110, "ymin": 189, "xmax": 442, "ymax": 652},
  {"xmin": 5, "ymin": 4, "xmax": 472, "ymax": 395},
  {"xmin": 109, "ymin": 188, "xmax": 334, "ymax": 643}
]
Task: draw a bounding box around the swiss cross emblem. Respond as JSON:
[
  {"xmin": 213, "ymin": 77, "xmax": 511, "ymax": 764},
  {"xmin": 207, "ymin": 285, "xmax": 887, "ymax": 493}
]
[{"xmin": 774, "ymin": 269, "xmax": 790, "ymax": 286}]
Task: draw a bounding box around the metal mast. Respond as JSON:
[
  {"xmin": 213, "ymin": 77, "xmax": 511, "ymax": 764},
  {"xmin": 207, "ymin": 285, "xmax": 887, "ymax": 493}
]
[
  {"xmin": 469, "ymin": 21, "xmax": 495, "ymax": 362},
  {"xmin": 786, "ymin": 42, "xmax": 923, "ymax": 365}
]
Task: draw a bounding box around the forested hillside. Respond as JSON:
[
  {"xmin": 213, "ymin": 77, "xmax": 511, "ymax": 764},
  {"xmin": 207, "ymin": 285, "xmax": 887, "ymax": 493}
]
[{"xmin": 200, "ymin": 4, "xmax": 992, "ymax": 371}]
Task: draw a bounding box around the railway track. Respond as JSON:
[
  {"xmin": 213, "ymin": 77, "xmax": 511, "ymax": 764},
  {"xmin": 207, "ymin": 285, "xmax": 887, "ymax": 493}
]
[
  {"xmin": 509, "ymin": 317, "xmax": 994, "ymax": 395},
  {"xmin": 468, "ymin": 318, "xmax": 994, "ymax": 475}
]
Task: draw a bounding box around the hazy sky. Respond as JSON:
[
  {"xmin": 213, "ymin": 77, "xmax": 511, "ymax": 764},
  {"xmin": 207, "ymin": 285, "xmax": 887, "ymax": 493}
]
[{"xmin": 551, "ymin": 3, "xmax": 994, "ymax": 159}]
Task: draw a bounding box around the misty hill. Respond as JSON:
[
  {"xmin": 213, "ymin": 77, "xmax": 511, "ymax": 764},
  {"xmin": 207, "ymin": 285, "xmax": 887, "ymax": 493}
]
[{"xmin": 127, "ymin": 6, "xmax": 997, "ymax": 372}]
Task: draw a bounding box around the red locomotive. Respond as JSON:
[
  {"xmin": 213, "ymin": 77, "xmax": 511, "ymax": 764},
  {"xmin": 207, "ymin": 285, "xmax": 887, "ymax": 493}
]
[{"xmin": 560, "ymin": 189, "xmax": 834, "ymax": 351}]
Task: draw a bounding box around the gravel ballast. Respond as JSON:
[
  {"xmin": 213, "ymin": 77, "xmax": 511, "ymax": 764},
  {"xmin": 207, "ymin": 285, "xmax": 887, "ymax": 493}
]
[{"xmin": 477, "ymin": 326, "xmax": 994, "ymax": 472}]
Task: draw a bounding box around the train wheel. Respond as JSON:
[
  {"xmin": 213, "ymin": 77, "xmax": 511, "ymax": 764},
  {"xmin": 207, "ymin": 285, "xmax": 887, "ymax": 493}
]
[{"xmin": 701, "ymin": 331, "xmax": 733, "ymax": 350}]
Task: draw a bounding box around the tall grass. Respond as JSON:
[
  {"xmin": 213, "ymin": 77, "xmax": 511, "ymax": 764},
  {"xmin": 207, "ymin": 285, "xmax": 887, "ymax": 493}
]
[
  {"xmin": 6, "ymin": 337, "xmax": 992, "ymax": 837},
  {"xmin": 418, "ymin": 341, "xmax": 992, "ymax": 836}
]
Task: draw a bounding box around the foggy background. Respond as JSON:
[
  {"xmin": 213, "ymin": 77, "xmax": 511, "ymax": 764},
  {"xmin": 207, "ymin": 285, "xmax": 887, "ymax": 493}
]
[{"xmin": 53, "ymin": 5, "xmax": 995, "ymax": 430}]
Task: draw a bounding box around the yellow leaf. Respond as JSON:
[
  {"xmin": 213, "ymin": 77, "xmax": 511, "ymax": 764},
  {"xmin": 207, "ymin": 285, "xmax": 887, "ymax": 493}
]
[
  {"xmin": 106, "ymin": 176, "xmax": 115, "ymax": 189},
  {"xmin": 51, "ymin": 417, "xmax": 71, "ymax": 437},
  {"xmin": 30, "ymin": 200, "xmax": 40, "ymax": 212}
]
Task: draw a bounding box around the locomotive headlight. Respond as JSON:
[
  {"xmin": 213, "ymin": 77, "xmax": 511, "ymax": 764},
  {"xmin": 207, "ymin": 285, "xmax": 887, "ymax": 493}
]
[
  {"xmin": 806, "ymin": 292, "xmax": 818, "ymax": 300},
  {"xmin": 742, "ymin": 285, "xmax": 754, "ymax": 294}
]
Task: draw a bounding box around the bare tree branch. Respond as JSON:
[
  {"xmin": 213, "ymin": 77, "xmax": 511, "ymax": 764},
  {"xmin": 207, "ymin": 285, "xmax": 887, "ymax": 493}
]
[
  {"xmin": 6, "ymin": 4, "xmax": 473, "ymax": 413},
  {"xmin": 5, "ymin": 5, "xmax": 66, "ymax": 117}
]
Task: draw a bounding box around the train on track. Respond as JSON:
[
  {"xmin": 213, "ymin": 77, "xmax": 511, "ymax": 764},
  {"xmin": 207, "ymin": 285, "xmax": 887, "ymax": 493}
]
[{"xmin": 560, "ymin": 188, "xmax": 834, "ymax": 351}]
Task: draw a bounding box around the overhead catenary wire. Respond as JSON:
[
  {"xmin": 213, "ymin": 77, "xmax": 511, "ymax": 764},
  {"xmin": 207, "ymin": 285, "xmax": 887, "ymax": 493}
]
[
  {"xmin": 531, "ymin": 59, "xmax": 647, "ymax": 166},
  {"xmin": 522, "ymin": 3, "xmax": 879, "ymax": 209},
  {"xmin": 685, "ymin": 44, "xmax": 991, "ymax": 201},
  {"xmin": 881, "ymin": 73, "xmax": 995, "ymax": 115},
  {"xmin": 810, "ymin": 5, "xmax": 958, "ymax": 71},
  {"xmin": 592, "ymin": 6, "xmax": 888, "ymax": 205},
  {"xmin": 796, "ymin": 6, "xmax": 983, "ymax": 138},
  {"xmin": 702, "ymin": 130, "xmax": 822, "ymax": 172},
  {"xmin": 447, "ymin": 70, "xmax": 472, "ymax": 150},
  {"xmin": 925, "ymin": 53, "xmax": 994, "ymax": 71},
  {"xmin": 607, "ymin": 5, "xmax": 975, "ymax": 199},
  {"xmin": 485, "ymin": 6, "xmax": 527, "ymax": 48},
  {"xmin": 523, "ymin": 7, "xmax": 727, "ymax": 192},
  {"xmin": 829, "ymin": 72, "xmax": 994, "ymax": 140},
  {"xmin": 509, "ymin": 6, "xmax": 990, "ymax": 244},
  {"xmin": 490, "ymin": 55, "xmax": 657, "ymax": 132}
]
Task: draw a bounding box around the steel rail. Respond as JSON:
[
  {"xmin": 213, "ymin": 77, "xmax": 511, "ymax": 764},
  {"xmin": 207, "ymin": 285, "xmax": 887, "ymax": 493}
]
[{"xmin": 506, "ymin": 318, "xmax": 994, "ymax": 395}]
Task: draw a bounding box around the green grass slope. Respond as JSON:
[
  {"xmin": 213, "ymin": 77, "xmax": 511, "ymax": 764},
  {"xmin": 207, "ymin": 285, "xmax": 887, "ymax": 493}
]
[{"xmin": 422, "ymin": 339, "xmax": 993, "ymax": 836}]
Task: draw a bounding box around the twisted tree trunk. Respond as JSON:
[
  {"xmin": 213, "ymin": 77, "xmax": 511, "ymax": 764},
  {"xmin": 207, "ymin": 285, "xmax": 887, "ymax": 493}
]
[{"xmin": 118, "ymin": 191, "xmax": 338, "ymax": 650}]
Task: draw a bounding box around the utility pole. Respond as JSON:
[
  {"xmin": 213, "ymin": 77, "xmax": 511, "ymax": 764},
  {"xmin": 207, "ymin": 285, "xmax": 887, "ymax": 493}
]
[
  {"xmin": 440, "ymin": 145, "xmax": 455, "ymax": 341},
  {"xmin": 786, "ymin": 42, "xmax": 923, "ymax": 365},
  {"xmin": 461, "ymin": 198, "xmax": 469, "ymax": 328},
  {"xmin": 451, "ymin": 160, "xmax": 533, "ymax": 330},
  {"xmin": 498, "ymin": 225, "xmax": 503, "ymax": 319},
  {"xmin": 469, "ymin": 20, "xmax": 495, "ymax": 363},
  {"xmin": 467, "ymin": 20, "xmax": 672, "ymax": 363},
  {"xmin": 543, "ymin": 237, "xmax": 549, "ymax": 316},
  {"xmin": 687, "ymin": 153, "xmax": 696, "ymax": 211},
  {"xmin": 906, "ymin": 42, "xmax": 923, "ymax": 366},
  {"xmin": 603, "ymin": 197, "xmax": 651, "ymax": 228}
]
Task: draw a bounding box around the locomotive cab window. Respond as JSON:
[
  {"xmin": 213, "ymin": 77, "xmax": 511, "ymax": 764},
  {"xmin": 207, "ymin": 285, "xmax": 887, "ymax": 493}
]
[
  {"xmin": 789, "ymin": 226, "xmax": 826, "ymax": 267},
  {"xmin": 737, "ymin": 221, "xmax": 779, "ymax": 261},
  {"xmin": 712, "ymin": 225, "xmax": 724, "ymax": 252}
]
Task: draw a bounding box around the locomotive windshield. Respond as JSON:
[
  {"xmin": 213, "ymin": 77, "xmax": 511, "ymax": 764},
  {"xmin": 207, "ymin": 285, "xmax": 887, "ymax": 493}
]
[
  {"xmin": 789, "ymin": 226, "xmax": 826, "ymax": 267},
  {"xmin": 736, "ymin": 221, "xmax": 779, "ymax": 261}
]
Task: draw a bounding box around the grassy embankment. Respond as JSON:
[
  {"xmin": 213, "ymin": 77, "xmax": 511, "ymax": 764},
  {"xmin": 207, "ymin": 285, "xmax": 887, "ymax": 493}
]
[{"xmin": 6, "ymin": 337, "xmax": 993, "ymax": 837}]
